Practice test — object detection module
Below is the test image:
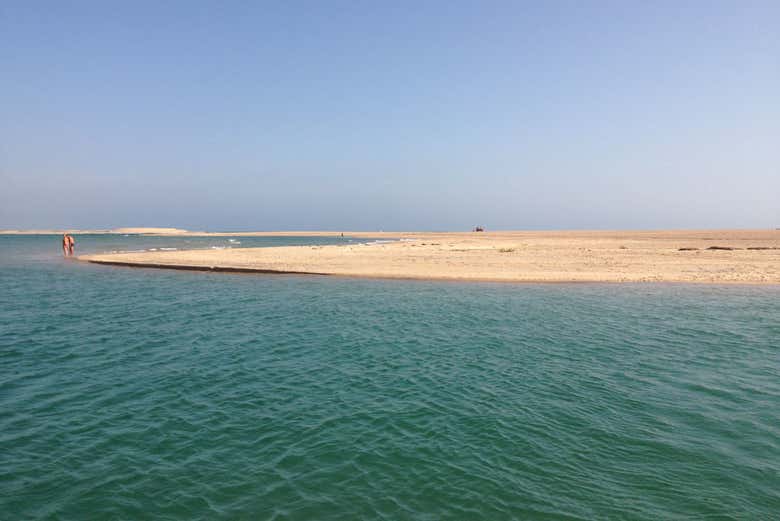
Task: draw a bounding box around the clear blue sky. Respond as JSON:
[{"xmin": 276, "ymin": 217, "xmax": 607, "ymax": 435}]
[{"xmin": 1, "ymin": 1, "xmax": 778, "ymax": 231}]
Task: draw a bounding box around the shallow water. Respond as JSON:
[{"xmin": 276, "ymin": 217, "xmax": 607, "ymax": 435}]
[{"xmin": 1, "ymin": 236, "xmax": 779, "ymax": 519}]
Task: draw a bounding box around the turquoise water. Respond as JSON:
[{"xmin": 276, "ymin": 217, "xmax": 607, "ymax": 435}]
[{"xmin": 1, "ymin": 236, "xmax": 779, "ymax": 520}]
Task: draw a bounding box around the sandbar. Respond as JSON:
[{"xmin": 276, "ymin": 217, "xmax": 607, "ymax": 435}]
[{"xmin": 77, "ymin": 230, "xmax": 780, "ymax": 284}]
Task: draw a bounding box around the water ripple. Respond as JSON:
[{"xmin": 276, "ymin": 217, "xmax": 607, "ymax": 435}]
[{"xmin": 1, "ymin": 238, "xmax": 779, "ymax": 519}]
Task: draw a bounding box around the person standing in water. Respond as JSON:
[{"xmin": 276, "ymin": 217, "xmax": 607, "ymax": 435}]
[{"xmin": 62, "ymin": 234, "xmax": 76, "ymax": 256}]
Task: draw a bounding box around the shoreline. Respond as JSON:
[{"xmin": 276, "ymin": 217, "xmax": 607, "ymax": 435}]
[
  {"xmin": 77, "ymin": 230, "xmax": 780, "ymax": 284},
  {"xmin": 3, "ymin": 227, "xmax": 779, "ymax": 238},
  {"xmin": 0, "ymin": 227, "xmax": 393, "ymax": 237},
  {"xmin": 83, "ymin": 259, "xmax": 330, "ymax": 276},
  {"xmin": 82, "ymin": 258, "xmax": 780, "ymax": 286}
]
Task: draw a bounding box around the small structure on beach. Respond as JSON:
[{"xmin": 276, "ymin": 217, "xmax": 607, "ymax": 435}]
[{"xmin": 473, "ymin": 226, "xmax": 484, "ymax": 232}]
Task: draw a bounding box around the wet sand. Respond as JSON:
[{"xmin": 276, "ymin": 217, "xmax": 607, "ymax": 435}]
[{"xmin": 78, "ymin": 230, "xmax": 780, "ymax": 284}]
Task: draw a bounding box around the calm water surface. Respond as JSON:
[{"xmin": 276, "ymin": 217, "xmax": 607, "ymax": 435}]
[{"xmin": 1, "ymin": 235, "xmax": 778, "ymax": 520}]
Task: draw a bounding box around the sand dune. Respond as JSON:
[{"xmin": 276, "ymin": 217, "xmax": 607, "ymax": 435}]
[{"xmin": 78, "ymin": 230, "xmax": 780, "ymax": 284}]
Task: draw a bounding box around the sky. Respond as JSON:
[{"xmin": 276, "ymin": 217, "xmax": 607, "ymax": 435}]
[{"xmin": 1, "ymin": 1, "xmax": 778, "ymax": 231}]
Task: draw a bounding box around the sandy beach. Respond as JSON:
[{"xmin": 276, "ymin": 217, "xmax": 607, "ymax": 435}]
[{"xmin": 75, "ymin": 230, "xmax": 780, "ymax": 284}]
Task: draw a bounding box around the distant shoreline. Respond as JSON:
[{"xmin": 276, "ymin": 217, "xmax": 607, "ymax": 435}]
[
  {"xmin": 0, "ymin": 227, "xmax": 387, "ymax": 237},
  {"xmin": 2, "ymin": 227, "xmax": 778, "ymax": 237},
  {"xmin": 73, "ymin": 229, "xmax": 780, "ymax": 284}
]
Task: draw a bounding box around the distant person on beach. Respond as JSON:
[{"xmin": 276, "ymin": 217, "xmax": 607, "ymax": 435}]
[{"xmin": 68, "ymin": 235, "xmax": 75, "ymax": 255}]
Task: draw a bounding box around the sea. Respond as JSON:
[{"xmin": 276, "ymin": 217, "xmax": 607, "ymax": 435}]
[{"xmin": 1, "ymin": 234, "xmax": 778, "ymax": 520}]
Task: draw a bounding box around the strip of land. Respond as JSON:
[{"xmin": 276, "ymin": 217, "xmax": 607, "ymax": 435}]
[
  {"xmin": 0, "ymin": 227, "xmax": 191, "ymax": 235},
  {"xmin": 0, "ymin": 227, "xmax": 376, "ymax": 236},
  {"xmin": 77, "ymin": 230, "xmax": 780, "ymax": 284}
]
